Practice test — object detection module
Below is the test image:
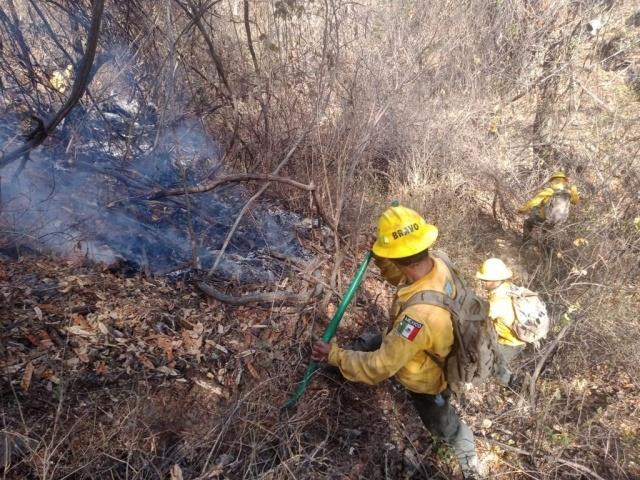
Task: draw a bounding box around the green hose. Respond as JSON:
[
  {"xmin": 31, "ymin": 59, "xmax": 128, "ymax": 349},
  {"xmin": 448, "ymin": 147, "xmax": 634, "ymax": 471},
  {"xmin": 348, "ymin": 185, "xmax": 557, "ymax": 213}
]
[{"xmin": 282, "ymin": 250, "xmax": 373, "ymax": 410}]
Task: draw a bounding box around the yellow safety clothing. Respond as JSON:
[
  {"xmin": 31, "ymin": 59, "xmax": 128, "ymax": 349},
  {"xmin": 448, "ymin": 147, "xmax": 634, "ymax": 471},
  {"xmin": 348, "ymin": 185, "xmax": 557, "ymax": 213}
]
[
  {"xmin": 518, "ymin": 178, "xmax": 580, "ymax": 216},
  {"xmin": 372, "ymin": 204, "xmax": 438, "ymax": 259},
  {"xmin": 488, "ymin": 282, "xmax": 525, "ymax": 347},
  {"xmin": 50, "ymin": 65, "xmax": 73, "ymax": 94},
  {"xmin": 328, "ymin": 256, "xmax": 454, "ymax": 394},
  {"xmin": 476, "ymin": 258, "xmax": 512, "ymax": 282}
]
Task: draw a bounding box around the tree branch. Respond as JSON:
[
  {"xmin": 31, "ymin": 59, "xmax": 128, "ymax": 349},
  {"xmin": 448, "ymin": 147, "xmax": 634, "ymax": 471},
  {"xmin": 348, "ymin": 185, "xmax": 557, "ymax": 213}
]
[
  {"xmin": 147, "ymin": 173, "xmax": 315, "ymax": 199},
  {"xmin": 243, "ymin": 0, "xmax": 260, "ymax": 75},
  {"xmin": 530, "ymin": 319, "xmax": 572, "ymax": 405},
  {"xmin": 105, "ymin": 170, "xmax": 337, "ymax": 233},
  {"xmin": 162, "ymin": 174, "xmax": 336, "ymax": 233},
  {"xmin": 176, "ymin": 0, "xmax": 231, "ymax": 96},
  {"xmin": 0, "ymin": 0, "xmax": 105, "ymax": 169}
]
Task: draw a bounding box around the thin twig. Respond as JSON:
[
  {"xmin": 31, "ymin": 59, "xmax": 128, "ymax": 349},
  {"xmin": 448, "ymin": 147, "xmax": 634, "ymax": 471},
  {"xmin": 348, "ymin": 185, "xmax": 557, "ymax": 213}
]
[
  {"xmin": 529, "ymin": 321, "xmax": 572, "ymax": 406},
  {"xmin": 208, "ymin": 131, "xmax": 308, "ymax": 276},
  {"xmin": 181, "ymin": 166, "xmax": 201, "ymax": 269}
]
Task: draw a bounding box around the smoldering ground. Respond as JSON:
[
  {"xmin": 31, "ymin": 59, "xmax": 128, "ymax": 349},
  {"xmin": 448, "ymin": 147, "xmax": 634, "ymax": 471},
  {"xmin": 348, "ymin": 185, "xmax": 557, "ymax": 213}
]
[{"xmin": 0, "ymin": 63, "xmax": 307, "ymax": 282}]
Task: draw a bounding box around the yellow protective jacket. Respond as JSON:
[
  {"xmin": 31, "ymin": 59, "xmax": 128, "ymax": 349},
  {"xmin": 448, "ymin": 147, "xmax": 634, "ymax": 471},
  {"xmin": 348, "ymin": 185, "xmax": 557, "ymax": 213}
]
[
  {"xmin": 488, "ymin": 282, "xmax": 525, "ymax": 347},
  {"xmin": 328, "ymin": 256, "xmax": 455, "ymax": 394},
  {"xmin": 519, "ymin": 179, "xmax": 580, "ymax": 217}
]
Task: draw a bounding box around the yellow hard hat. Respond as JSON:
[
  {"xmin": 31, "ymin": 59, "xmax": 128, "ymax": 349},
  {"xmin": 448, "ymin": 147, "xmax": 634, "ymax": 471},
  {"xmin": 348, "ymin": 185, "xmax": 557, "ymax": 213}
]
[
  {"xmin": 549, "ymin": 170, "xmax": 568, "ymax": 181},
  {"xmin": 475, "ymin": 258, "xmax": 513, "ymax": 281},
  {"xmin": 372, "ymin": 204, "xmax": 438, "ymax": 259}
]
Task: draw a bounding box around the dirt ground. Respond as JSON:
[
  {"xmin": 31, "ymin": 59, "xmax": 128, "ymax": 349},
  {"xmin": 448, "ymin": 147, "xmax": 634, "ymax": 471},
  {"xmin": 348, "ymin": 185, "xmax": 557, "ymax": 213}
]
[{"xmin": 1, "ymin": 245, "xmax": 639, "ymax": 479}]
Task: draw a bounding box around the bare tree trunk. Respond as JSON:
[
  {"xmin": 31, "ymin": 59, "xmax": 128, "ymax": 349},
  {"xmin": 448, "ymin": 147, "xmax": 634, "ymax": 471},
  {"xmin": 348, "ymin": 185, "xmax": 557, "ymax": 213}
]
[
  {"xmin": 531, "ymin": 22, "xmax": 580, "ymax": 169},
  {"xmin": 0, "ymin": 0, "xmax": 105, "ymax": 169},
  {"xmin": 243, "ymin": 0, "xmax": 260, "ymax": 75},
  {"xmin": 532, "ymin": 40, "xmax": 564, "ymax": 168}
]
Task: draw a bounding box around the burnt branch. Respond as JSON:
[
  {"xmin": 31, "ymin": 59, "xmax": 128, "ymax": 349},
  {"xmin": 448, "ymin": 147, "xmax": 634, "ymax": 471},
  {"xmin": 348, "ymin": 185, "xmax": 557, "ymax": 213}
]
[
  {"xmin": 100, "ymin": 163, "xmax": 338, "ymax": 233},
  {"xmin": 148, "ymin": 172, "xmax": 337, "ymax": 233},
  {"xmin": 107, "ymin": 170, "xmax": 337, "ymax": 234},
  {"xmin": 0, "ymin": 0, "xmax": 105, "ymax": 169},
  {"xmin": 197, "ymin": 282, "xmax": 312, "ymax": 306},
  {"xmin": 147, "ymin": 173, "xmax": 316, "ymax": 199}
]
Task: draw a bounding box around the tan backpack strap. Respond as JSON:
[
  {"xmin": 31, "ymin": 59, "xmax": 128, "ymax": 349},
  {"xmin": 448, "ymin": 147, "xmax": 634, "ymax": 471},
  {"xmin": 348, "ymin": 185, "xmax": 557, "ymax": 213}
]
[
  {"xmin": 425, "ymin": 351, "xmax": 446, "ymax": 370},
  {"xmin": 430, "ymin": 250, "xmax": 454, "ymax": 271},
  {"xmin": 430, "ymin": 250, "xmax": 465, "ymax": 293},
  {"xmin": 400, "ymin": 290, "xmax": 453, "ymax": 372},
  {"xmin": 402, "ymin": 290, "xmax": 452, "ymax": 311}
]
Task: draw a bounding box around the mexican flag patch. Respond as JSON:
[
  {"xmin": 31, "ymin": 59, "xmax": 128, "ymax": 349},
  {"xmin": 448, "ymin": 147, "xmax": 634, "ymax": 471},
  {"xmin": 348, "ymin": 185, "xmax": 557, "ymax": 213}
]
[{"xmin": 397, "ymin": 316, "xmax": 423, "ymax": 341}]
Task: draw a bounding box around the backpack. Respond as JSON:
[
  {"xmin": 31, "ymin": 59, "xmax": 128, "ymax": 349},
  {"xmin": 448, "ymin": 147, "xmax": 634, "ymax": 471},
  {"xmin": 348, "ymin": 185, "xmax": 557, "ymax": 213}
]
[
  {"xmin": 399, "ymin": 251, "xmax": 499, "ymax": 390},
  {"xmin": 544, "ymin": 189, "xmax": 571, "ymax": 225},
  {"xmin": 508, "ymin": 285, "xmax": 549, "ymax": 344}
]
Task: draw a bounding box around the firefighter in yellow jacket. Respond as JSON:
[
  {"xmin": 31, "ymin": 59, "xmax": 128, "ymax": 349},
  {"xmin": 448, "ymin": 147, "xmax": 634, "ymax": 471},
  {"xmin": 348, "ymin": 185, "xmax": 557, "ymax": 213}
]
[
  {"xmin": 476, "ymin": 258, "xmax": 525, "ymax": 386},
  {"xmin": 312, "ymin": 205, "xmax": 482, "ymax": 480},
  {"xmin": 50, "ymin": 65, "xmax": 74, "ymax": 94},
  {"xmin": 518, "ymin": 170, "xmax": 580, "ymax": 241}
]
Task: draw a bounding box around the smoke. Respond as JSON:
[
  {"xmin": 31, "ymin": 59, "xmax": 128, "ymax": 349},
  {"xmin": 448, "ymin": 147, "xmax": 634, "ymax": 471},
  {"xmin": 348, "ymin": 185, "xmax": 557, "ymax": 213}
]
[{"xmin": 0, "ymin": 61, "xmax": 307, "ymax": 283}]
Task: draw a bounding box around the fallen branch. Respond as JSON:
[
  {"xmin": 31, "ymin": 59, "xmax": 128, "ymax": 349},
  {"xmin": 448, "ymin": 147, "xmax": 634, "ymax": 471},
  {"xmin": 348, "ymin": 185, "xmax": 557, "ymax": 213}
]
[
  {"xmin": 481, "ymin": 436, "xmax": 606, "ymax": 480},
  {"xmin": 529, "ymin": 320, "xmax": 572, "ymax": 405},
  {"xmin": 147, "ymin": 172, "xmax": 337, "ymax": 232},
  {"xmin": 555, "ymin": 458, "xmax": 607, "ymax": 480},
  {"xmin": 528, "ymin": 286, "xmax": 602, "ymax": 406},
  {"xmin": 197, "ymin": 282, "xmax": 312, "ymax": 306},
  {"xmin": 0, "ymin": 0, "xmax": 105, "ymax": 169}
]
